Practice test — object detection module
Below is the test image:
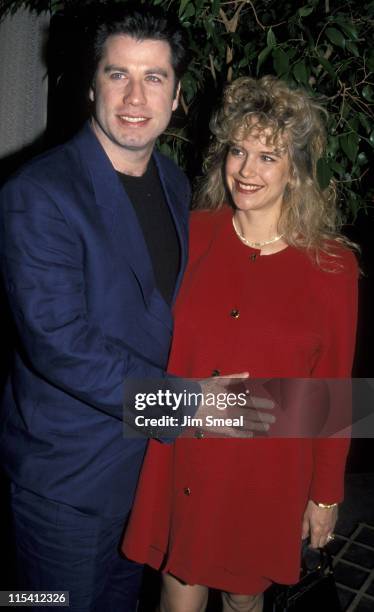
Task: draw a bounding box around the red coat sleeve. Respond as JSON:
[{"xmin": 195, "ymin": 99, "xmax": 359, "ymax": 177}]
[{"xmin": 309, "ymin": 248, "xmax": 359, "ymax": 503}]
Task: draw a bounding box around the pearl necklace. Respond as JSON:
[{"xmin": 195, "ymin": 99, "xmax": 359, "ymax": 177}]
[{"xmin": 232, "ymin": 216, "xmax": 284, "ymax": 249}]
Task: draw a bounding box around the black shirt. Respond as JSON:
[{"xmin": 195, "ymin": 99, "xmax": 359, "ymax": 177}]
[{"xmin": 117, "ymin": 159, "xmax": 180, "ymax": 305}]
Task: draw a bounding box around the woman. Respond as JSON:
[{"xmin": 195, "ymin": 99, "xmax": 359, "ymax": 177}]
[{"xmin": 123, "ymin": 76, "xmax": 358, "ymax": 612}]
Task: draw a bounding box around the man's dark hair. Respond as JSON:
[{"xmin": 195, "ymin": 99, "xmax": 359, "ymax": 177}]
[{"xmin": 90, "ymin": 2, "xmax": 189, "ymax": 85}]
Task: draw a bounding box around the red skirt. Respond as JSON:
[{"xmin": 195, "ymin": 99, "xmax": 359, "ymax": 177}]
[{"xmin": 123, "ymin": 437, "xmax": 312, "ymax": 594}]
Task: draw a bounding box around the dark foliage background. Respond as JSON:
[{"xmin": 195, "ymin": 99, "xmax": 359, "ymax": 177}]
[{"xmin": 0, "ymin": 0, "xmax": 373, "ymax": 219}]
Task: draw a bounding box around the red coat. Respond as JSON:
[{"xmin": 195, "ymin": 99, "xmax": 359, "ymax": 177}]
[{"xmin": 123, "ymin": 206, "xmax": 358, "ymax": 594}]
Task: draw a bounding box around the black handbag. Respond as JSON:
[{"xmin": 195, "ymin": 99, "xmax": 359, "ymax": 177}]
[{"xmin": 270, "ymin": 541, "xmax": 342, "ymax": 611}]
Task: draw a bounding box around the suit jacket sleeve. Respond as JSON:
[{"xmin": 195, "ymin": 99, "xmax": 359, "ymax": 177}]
[
  {"xmin": 309, "ymin": 249, "xmax": 358, "ymax": 503},
  {"xmin": 1, "ymin": 174, "xmax": 181, "ymax": 421}
]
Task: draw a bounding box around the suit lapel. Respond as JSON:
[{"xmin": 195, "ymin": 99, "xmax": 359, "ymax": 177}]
[
  {"xmin": 73, "ymin": 124, "xmax": 188, "ymax": 328},
  {"xmin": 74, "ymin": 123, "xmax": 157, "ymax": 306}
]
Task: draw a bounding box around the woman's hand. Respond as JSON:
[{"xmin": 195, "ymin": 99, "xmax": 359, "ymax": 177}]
[
  {"xmin": 197, "ymin": 373, "xmax": 275, "ymax": 437},
  {"xmin": 301, "ymin": 500, "xmax": 338, "ymax": 548}
]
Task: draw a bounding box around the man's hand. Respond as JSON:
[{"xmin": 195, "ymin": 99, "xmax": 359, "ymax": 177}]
[
  {"xmin": 194, "ymin": 372, "xmax": 275, "ymax": 438},
  {"xmin": 302, "ymin": 500, "xmax": 338, "ymax": 548}
]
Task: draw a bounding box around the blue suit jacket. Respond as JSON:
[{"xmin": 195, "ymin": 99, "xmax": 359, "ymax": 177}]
[{"xmin": 0, "ymin": 123, "xmax": 190, "ymax": 517}]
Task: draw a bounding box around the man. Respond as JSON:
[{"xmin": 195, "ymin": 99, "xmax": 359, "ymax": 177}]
[
  {"xmin": 0, "ymin": 5, "xmax": 191, "ymax": 610},
  {"xmin": 0, "ymin": 4, "xmax": 272, "ymax": 610}
]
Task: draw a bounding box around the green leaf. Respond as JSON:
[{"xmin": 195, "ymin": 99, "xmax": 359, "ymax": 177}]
[
  {"xmin": 359, "ymin": 113, "xmax": 371, "ymax": 134},
  {"xmin": 362, "ymin": 85, "xmax": 374, "ymax": 102},
  {"xmin": 346, "ymin": 40, "xmax": 359, "ymax": 57},
  {"xmin": 348, "ymin": 116, "xmax": 359, "ymax": 132},
  {"xmin": 370, "ymin": 130, "xmax": 374, "ymax": 146},
  {"xmin": 315, "ymin": 55, "xmax": 336, "ymax": 81},
  {"xmin": 182, "ymin": 3, "xmax": 195, "ymax": 19},
  {"xmin": 317, "ymin": 158, "xmax": 332, "ymax": 190},
  {"xmin": 182, "ymin": 73, "xmax": 196, "ymax": 103},
  {"xmin": 287, "ymin": 48, "xmax": 298, "ymax": 60},
  {"xmin": 345, "ymin": 191, "xmax": 360, "ymax": 220},
  {"xmin": 330, "ymin": 161, "xmax": 344, "ymax": 176},
  {"xmin": 272, "ymin": 48, "xmax": 290, "ymax": 75},
  {"xmin": 335, "ymin": 19, "xmax": 359, "ymax": 41},
  {"xmin": 340, "ymin": 133, "xmax": 359, "ymax": 163},
  {"xmin": 325, "ymin": 27, "xmax": 346, "ymax": 49},
  {"xmin": 367, "ymin": 51, "xmax": 374, "ymax": 73},
  {"xmin": 298, "ymin": 6, "xmax": 314, "ymax": 17},
  {"xmin": 293, "ymin": 61, "xmax": 308, "ymax": 84},
  {"xmin": 357, "ymin": 152, "xmax": 368, "ymax": 166},
  {"xmin": 239, "ymin": 57, "xmax": 250, "ymax": 68},
  {"xmin": 341, "ymin": 102, "xmax": 352, "ymax": 120},
  {"xmin": 326, "ymin": 136, "xmax": 339, "ymax": 156},
  {"xmin": 267, "ymin": 28, "xmax": 276, "ymax": 48},
  {"xmin": 50, "ymin": 1, "xmax": 65, "ymax": 10},
  {"xmin": 178, "ymin": 0, "xmax": 190, "ymax": 17},
  {"xmin": 204, "ymin": 19, "xmax": 214, "ymax": 39},
  {"xmin": 194, "ymin": 0, "xmax": 206, "ymax": 17},
  {"xmin": 256, "ymin": 46, "xmax": 272, "ymax": 75},
  {"xmin": 212, "ymin": 0, "xmax": 221, "ymax": 16},
  {"xmin": 158, "ymin": 142, "xmax": 172, "ymax": 157}
]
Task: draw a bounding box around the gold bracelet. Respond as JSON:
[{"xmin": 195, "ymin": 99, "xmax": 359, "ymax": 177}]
[{"xmin": 315, "ymin": 501, "xmax": 338, "ymax": 509}]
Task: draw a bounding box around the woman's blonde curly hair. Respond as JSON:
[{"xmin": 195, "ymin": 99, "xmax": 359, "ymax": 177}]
[{"xmin": 193, "ymin": 75, "xmax": 354, "ymax": 254}]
